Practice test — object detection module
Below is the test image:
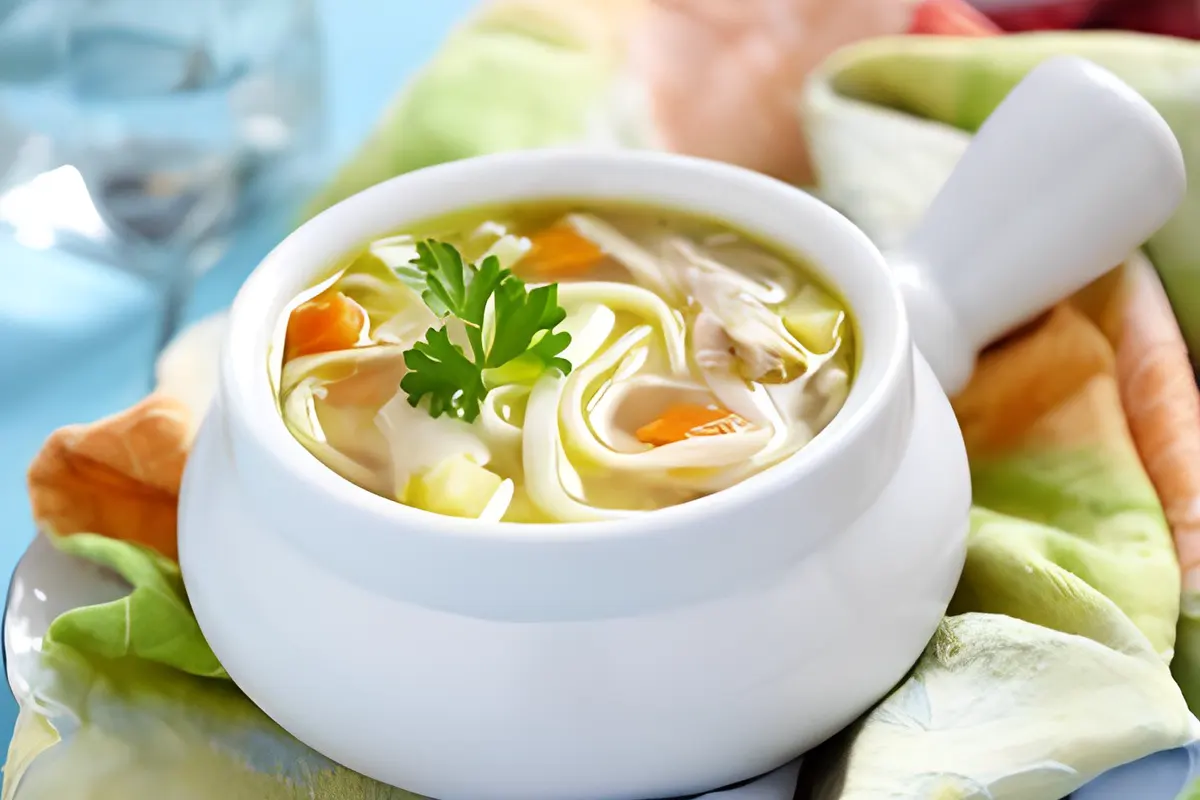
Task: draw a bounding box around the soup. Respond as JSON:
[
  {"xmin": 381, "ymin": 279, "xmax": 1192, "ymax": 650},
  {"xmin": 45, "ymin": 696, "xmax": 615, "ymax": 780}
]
[{"xmin": 274, "ymin": 202, "xmax": 856, "ymax": 523}]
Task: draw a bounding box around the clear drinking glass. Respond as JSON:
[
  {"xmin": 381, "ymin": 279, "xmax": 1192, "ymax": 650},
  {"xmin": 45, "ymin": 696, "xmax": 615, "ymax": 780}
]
[{"xmin": 0, "ymin": 0, "xmax": 323, "ymax": 365}]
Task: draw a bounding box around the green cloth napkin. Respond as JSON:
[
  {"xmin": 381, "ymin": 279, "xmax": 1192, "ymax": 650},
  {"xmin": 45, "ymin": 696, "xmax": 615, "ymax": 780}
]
[
  {"xmin": 43, "ymin": 534, "xmax": 224, "ymax": 680},
  {"xmin": 4, "ymin": 643, "xmax": 418, "ymax": 800},
  {"xmin": 8, "ymin": 12, "xmax": 1200, "ymax": 800},
  {"xmin": 304, "ymin": 1, "xmax": 632, "ymax": 221}
]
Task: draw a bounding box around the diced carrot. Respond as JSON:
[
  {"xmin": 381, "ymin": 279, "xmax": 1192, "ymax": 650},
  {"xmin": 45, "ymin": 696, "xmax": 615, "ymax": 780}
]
[
  {"xmin": 636, "ymin": 403, "xmax": 752, "ymax": 447},
  {"xmin": 284, "ymin": 290, "xmax": 368, "ymax": 362},
  {"xmin": 522, "ymin": 223, "xmax": 606, "ymax": 277}
]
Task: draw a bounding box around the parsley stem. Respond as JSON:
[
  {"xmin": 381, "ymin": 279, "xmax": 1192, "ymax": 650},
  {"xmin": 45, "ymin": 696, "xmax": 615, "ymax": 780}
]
[{"xmin": 465, "ymin": 322, "xmax": 486, "ymax": 367}]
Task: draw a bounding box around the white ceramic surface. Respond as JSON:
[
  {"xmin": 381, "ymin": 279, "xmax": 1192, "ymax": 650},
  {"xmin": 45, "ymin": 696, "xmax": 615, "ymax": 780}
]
[
  {"xmin": 0, "ymin": 535, "xmax": 806, "ymax": 799},
  {"xmin": 891, "ymin": 56, "xmax": 1184, "ymax": 393},
  {"xmin": 7, "ymin": 537, "xmax": 1200, "ymax": 800},
  {"xmin": 178, "ymin": 57, "xmax": 1185, "ymax": 800}
]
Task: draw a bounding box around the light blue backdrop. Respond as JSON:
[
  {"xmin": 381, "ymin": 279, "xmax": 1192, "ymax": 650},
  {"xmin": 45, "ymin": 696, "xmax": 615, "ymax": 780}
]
[{"xmin": 0, "ymin": 0, "xmax": 475, "ymax": 742}]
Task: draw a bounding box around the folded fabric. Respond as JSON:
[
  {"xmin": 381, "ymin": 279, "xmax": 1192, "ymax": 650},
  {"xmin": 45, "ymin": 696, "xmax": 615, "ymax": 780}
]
[
  {"xmin": 804, "ymin": 27, "xmax": 1200, "ymax": 714},
  {"xmin": 974, "ymin": 0, "xmax": 1102, "ymax": 31},
  {"xmin": 43, "ymin": 533, "xmax": 223, "ymax": 679},
  {"xmin": 302, "ymin": 0, "xmax": 996, "ymax": 213},
  {"xmin": 976, "ymin": 0, "xmax": 1200, "ymax": 39},
  {"xmin": 4, "ymin": 331, "xmax": 418, "ymax": 799},
  {"xmin": 10, "ymin": 4, "xmax": 1200, "ymax": 800},
  {"xmin": 25, "ymin": 394, "xmax": 191, "ymax": 562},
  {"xmin": 7, "ymin": 308, "xmax": 1189, "ymax": 800},
  {"xmin": 798, "ymin": 32, "xmax": 1200, "ymax": 795},
  {"xmin": 4, "ymin": 644, "xmax": 420, "ymax": 799},
  {"xmin": 807, "ymin": 31, "xmax": 1200, "ymax": 357}
]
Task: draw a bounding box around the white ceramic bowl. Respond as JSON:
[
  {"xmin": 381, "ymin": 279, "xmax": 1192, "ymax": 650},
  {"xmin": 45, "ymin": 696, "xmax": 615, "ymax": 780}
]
[{"xmin": 179, "ymin": 57, "xmax": 1184, "ymax": 800}]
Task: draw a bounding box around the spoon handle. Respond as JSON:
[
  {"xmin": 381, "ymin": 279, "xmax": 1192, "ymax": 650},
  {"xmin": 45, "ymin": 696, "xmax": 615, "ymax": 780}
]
[{"xmin": 895, "ymin": 55, "xmax": 1186, "ymax": 394}]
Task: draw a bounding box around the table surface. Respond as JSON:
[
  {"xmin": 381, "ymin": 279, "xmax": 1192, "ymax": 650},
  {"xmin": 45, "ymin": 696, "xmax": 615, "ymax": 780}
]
[{"xmin": 0, "ymin": 0, "xmax": 474, "ymax": 743}]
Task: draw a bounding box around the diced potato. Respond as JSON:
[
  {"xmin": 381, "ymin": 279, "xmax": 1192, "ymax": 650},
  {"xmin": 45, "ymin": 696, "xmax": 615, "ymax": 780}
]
[
  {"xmin": 403, "ymin": 454, "xmax": 504, "ymax": 519},
  {"xmin": 780, "ymin": 285, "xmax": 845, "ymax": 354}
]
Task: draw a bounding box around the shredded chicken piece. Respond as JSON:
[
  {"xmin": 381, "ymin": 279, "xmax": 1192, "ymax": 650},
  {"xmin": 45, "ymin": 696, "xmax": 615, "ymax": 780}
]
[{"xmin": 685, "ymin": 266, "xmax": 808, "ymax": 382}]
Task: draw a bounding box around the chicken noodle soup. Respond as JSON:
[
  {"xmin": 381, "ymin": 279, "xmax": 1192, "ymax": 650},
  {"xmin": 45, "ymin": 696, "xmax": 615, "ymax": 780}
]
[{"xmin": 275, "ymin": 202, "xmax": 856, "ymax": 523}]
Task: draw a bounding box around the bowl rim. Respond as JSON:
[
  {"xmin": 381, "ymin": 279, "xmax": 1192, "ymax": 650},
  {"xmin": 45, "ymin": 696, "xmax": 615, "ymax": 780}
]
[{"xmin": 219, "ymin": 149, "xmax": 912, "ymax": 550}]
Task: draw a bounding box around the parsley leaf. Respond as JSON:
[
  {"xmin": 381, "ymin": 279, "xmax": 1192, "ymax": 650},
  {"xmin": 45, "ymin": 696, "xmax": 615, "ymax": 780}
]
[
  {"xmin": 399, "ymin": 327, "xmax": 487, "ymax": 420},
  {"xmin": 398, "ymin": 240, "xmax": 574, "ymax": 421},
  {"xmin": 488, "ymin": 281, "xmax": 570, "ymax": 369},
  {"xmin": 416, "ymin": 240, "xmax": 469, "ymax": 318}
]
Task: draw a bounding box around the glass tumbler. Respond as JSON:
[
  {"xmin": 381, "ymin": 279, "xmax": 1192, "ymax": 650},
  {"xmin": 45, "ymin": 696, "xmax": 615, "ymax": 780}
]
[{"xmin": 0, "ymin": 0, "xmax": 324, "ymax": 365}]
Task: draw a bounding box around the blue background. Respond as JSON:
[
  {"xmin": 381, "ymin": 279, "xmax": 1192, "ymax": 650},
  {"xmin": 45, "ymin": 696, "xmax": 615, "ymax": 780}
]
[{"xmin": 0, "ymin": 0, "xmax": 474, "ymax": 740}]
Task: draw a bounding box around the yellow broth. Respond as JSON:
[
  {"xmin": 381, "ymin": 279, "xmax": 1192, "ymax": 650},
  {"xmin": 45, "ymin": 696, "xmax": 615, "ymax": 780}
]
[{"xmin": 275, "ymin": 200, "xmax": 857, "ymax": 523}]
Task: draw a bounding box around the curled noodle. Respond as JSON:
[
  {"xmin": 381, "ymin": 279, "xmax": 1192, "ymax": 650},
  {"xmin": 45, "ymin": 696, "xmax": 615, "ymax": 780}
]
[
  {"xmin": 524, "ymin": 373, "xmax": 630, "ymax": 522},
  {"xmin": 557, "ymin": 282, "xmax": 689, "ymax": 375},
  {"xmin": 560, "ymin": 326, "xmax": 771, "ymax": 474}
]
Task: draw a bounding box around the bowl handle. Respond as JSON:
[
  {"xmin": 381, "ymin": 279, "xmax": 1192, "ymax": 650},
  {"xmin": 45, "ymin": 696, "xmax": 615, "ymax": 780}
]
[{"xmin": 891, "ymin": 55, "xmax": 1186, "ymax": 394}]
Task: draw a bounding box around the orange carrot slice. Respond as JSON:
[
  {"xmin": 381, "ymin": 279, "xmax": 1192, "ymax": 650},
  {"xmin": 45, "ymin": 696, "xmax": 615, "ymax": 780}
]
[
  {"xmin": 284, "ymin": 290, "xmax": 368, "ymax": 362},
  {"xmin": 636, "ymin": 404, "xmax": 751, "ymax": 447},
  {"xmin": 523, "ymin": 223, "xmax": 606, "ymax": 278}
]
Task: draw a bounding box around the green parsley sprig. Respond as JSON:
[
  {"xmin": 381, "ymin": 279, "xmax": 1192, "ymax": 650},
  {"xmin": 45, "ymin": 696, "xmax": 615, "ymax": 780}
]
[{"xmin": 399, "ymin": 240, "xmax": 573, "ymax": 422}]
